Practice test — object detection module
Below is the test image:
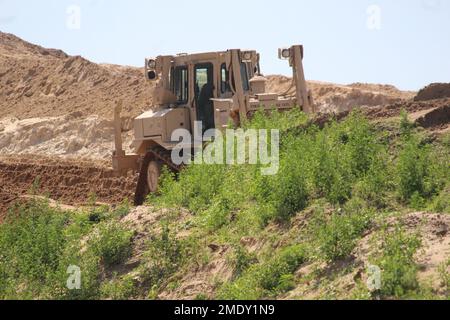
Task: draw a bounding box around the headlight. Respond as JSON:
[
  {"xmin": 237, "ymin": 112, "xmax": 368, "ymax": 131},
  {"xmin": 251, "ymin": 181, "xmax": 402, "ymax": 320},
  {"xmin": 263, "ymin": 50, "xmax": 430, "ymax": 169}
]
[
  {"xmin": 278, "ymin": 48, "xmax": 291, "ymax": 59},
  {"xmin": 241, "ymin": 51, "xmax": 252, "ymax": 61},
  {"xmin": 147, "ymin": 59, "xmax": 156, "ymax": 69}
]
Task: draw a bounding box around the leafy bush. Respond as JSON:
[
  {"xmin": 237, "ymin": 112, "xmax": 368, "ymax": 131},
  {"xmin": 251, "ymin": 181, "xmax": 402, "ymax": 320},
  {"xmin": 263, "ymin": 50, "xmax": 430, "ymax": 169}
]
[
  {"xmin": 396, "ymin": 137, "xmax": 431, "ymax": 202},
  {"xmin": 314, "ymin": 200, "xmax": 372, "ymax": 262},
  {"xmin": 372, "ymin": 226, "xmax": 422, "ymax": 298},
  {"xmin": 395, "ymin": 134, "xmax": 448, "ymax": 208},
  {"xmin": 89, "ymin": 220, "xmax": 133, "ymax": 266},
  {"xmin": 428, "ymin": 187, "xmax": 450, "ymax": 213},
  {"xmin": 0, "ymin": 201, "xmax": 69, "ymax": 299},
  {"xmin": 229, "ymin": 245, "xmax": 257, "ymax": 278},
  {"xmin": 101, "ymin": 274, "xmax": 136, "ymax": 300},
  {"xmin": 139, "ymin": 223, "xmax": 186, "ymax": 291},
  {"xmin": 258, "ymin": 152, "xmax": 308, "ymax": 221},
  {"xmin": 218, "ymin": 245, "xmax": 307, "ymax": 300}
]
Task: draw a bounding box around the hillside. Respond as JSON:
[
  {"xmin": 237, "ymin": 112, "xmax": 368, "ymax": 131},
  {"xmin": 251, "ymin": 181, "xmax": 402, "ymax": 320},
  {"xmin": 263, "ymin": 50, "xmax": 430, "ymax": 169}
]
[
  {"xmin": 0, "ymin": 32, "xmax": 153, "ymax": 120},
  {"xmin": 0, "ymin": 111, "xmax": 449, "ymax": 300}
]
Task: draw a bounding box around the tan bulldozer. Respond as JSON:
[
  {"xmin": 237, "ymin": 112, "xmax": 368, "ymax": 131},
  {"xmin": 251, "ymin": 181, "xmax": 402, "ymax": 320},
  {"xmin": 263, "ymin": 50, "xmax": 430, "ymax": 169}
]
[{"xmin": 113, "ymin": 45, "xmax": 314, "ymax": 205}]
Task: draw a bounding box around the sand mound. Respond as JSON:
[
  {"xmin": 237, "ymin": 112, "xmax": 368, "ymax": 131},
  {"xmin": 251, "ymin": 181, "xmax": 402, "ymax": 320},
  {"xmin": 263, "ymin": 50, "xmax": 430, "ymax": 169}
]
[
  {"xmin": 414, "ymin": 83, "xmax": 450, "ymax": 102},
  {"xmin": 266, "ymin": 75, "xmax": 415, "ymax": 113},
  {"xmin": 0, "ymin": 114, "xmax": 134, "ymax": 160},
  {"xmin": 0, "ymin": 32, "xmax": 153, "ymax": 120}
]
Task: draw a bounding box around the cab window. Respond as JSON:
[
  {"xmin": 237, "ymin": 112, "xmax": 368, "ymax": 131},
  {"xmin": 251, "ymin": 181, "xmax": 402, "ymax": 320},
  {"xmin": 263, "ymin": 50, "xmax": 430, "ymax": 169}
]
[
  {"xmin": 240, "ymin": 63, "xmax": 249, "ymax": 92},
  {"xmin": 220, "ymin": 63, "xmax": 231, "ymax": 94},
  {"xmin": 171, "ymin": 66, "xmax": 188, "ymax": 104},
  {"xmin": 222, "ymin": 62, "xmax": 250, "ymax": 93}
]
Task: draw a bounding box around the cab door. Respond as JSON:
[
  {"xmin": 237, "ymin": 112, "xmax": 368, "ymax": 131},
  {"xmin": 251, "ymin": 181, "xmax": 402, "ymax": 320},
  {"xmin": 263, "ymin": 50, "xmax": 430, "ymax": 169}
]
[{"xmin": 194, "ymin": 63, "xmax": 215, "ymax": 133}]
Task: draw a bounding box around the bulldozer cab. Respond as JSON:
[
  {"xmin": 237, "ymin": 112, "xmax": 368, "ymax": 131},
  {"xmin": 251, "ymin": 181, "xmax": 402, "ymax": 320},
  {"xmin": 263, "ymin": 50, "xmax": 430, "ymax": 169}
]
[{"xmin": 144, "ymin": 50, "xmax": 259, "ymax": 132}]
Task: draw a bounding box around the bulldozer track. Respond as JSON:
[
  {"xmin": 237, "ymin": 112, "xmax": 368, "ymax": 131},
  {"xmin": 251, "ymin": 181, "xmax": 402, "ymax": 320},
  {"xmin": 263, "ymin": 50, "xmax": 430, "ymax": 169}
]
[{"xmin": 133, "ymin": 147, "xmax": 183, "ymax": 206}]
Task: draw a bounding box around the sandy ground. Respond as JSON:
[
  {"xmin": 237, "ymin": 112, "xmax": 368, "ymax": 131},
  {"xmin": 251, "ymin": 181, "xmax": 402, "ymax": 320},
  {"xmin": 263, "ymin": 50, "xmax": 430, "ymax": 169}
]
[{"xmin": 0, "ymin": 114, "xmax": 134, "ymax": 160}]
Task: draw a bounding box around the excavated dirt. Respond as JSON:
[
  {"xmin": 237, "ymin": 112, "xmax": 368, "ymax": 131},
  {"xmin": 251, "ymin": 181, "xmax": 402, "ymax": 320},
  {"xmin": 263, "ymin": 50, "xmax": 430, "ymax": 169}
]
[
  {"xmin": 266, "ymin": 75, "xmax": 416, "ymax": 113},
  {"xmin": 0, "ymin": 114, "xmax": 134, "ymax": 160},
  {"xmin": 415, "ymin": 83, "xmax": 450, "ymax": 102},
  {"xmin": 313, "ymin": 97, "xmax": 450, "ymax": 133},
  {"xmin": 0, "ymin": 155, "xmax": 137, "ymax": 219},
  {"xmin": 0, "ymin": 32, "xmax": 154, "ymax": 120}
]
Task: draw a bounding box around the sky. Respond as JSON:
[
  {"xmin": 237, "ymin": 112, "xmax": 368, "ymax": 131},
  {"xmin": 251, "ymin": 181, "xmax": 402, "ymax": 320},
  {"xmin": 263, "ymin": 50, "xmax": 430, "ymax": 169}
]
[{"xmin": 0, "ymin": 0, "xmax": 449, "ymax": 90}]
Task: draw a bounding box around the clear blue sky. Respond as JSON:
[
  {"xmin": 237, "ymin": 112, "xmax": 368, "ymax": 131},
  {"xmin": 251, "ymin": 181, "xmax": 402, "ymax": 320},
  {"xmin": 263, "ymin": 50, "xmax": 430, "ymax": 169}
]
[{"xmin": 1, "ymin": 0, "xmax": 449, "ymax": 90}]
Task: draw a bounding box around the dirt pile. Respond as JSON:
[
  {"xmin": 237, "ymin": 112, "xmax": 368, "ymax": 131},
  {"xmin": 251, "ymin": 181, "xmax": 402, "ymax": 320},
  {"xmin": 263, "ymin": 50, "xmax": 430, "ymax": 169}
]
[
  {"xmin": 313, "ymin": 98, "xmax": 450, "ymax": 133},
  {"xmin": 266, "ymin": 75, "xmax": 415, "ymax": 113},
  {"xmin": 414, "ymin": 83, "xmax": 450, "ymax": 102},
  {"xmin": 0, "ymin": 155, "xmax": 137, "ymax": 217},
  {"xmin": 0, "ymin": 114, "xmax": 134, "ymax": 160},
  {"xmin": 0, "ymin": 32, "xmax": 153, "ymax": 120}
]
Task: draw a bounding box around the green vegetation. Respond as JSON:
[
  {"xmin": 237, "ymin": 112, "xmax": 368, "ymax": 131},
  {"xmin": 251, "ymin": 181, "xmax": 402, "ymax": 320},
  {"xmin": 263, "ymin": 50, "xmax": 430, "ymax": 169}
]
[
  {"xmin": 312, "ymin": 199, "xmax": 373, "ymax": 262},
  {"xmin": 1, "ymin": 109, "xmax": 448, "ymax": 300},
  {"xmin": 218, "ymin": 245, "xmax": 307, "ymax": 300},
  {"xmin": 370, "ymin": 225, "xmax": 422, "ymax": 298},
  {"xmin": 0, "ymin": 200, "xmax": 132, "ymax": 299}
]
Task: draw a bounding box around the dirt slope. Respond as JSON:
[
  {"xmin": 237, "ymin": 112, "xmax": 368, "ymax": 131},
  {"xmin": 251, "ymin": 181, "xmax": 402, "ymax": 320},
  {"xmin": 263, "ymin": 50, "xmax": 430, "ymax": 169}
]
[
  {"xmin": 0, "ymin": 32, "xmax": 153, "ymax": 120},
  {"xmin": 0, "ymin": 114, "xmax": 134, "ymax": 160},
  {"xmin": 266, "ymin": 75, "xmax": 416, "ymax": 113},
  {"xmin": 415, "ymin": 83, "xmax": 450, "ymax": 102},
  {"xmin": 0, "ymin": 155, "xmax": 137, "ymax": 219}
]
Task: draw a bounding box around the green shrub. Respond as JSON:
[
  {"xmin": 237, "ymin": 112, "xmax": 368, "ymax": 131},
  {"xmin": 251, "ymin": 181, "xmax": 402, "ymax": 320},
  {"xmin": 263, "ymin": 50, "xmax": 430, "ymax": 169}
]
[
  {"xmin": 54, "ymin": 249, "xmax": 102, "ymax": 300},
  {"xmin": 428, "ymin": 187, "xmax": 450, "ymax": 213},
  {"xmin": 396, "ymin": 137, "xmax": 431, "ymax": 202},
  {"xmin": 259, "ymin": 245, "xmax": 307, "ymax": 292},
  {"xmin": 372, "ymin": 226, "xmax": 422, "ymax": 298},
  {"xmin": 314, "ymin": 202, "xmax": 372, "ymax": 262},
  {"xmin": 219, "ymin": 244, "xmax": 307, "ymax": 299},
  {"xmin": 258, "ymin": 152, "xmax": 308, "ymax": 221},
  {"xmin": 0, "ymin": 200, "xmax": 69, "ymax": 298},
  {"xmin": 101, "ymin": 274, "xmax": 136, "ymax": 300},
  {"xmin": 230, "ymin": 245, "xmax": 257, "ymax": 278},
  {"xmin": 139, "ymin": 224, "xmax": 185, "ymax": 290},
  {"xmin": 353, "ymin": 153, "xmax": 391, "ymax": 208},
  {"xmin": 89, "ymin": 220, "xmax": 133, "ymax": 267},
  {"xmin": 399, "ymin": 109, "xmax": 414, "ymax": 138}
]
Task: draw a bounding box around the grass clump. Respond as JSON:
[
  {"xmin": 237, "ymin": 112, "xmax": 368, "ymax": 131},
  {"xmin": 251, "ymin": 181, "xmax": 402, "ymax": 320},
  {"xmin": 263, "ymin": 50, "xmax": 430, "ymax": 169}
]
[
  {"xmin": 139, "ymin": 223, "xmax": 187, "ymax": 294},
  {"xmin": 218, "ymin": 245, "xmax": 307, "ymax": 300},
  {"xmin": 89, "ymin": 220, "xmax": 133, "ymax": 267},
  {"xmin": 371, "ymin": 225, "xmax": 422, "ymax": 298},
  {"xmin": 313, "ymin": 200, "xmax": 373, "ymax": 262}
]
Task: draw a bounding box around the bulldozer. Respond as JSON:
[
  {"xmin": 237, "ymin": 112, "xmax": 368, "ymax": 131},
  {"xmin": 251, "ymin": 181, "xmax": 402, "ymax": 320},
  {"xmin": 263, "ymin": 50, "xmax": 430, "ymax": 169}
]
[{"xmin": 112, "ymin": 45, "xmax": 314, "ymax": 205}]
